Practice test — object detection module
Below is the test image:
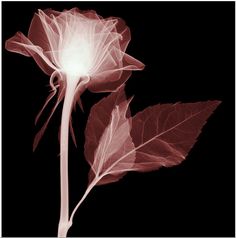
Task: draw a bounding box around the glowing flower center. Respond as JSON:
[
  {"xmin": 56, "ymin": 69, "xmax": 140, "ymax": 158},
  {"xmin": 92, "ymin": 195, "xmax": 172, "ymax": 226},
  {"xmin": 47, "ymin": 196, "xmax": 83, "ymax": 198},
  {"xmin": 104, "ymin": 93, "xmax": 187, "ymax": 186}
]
[{"xmin": 59, "ymin": 37, "xmax": 92, "ymax": 77}]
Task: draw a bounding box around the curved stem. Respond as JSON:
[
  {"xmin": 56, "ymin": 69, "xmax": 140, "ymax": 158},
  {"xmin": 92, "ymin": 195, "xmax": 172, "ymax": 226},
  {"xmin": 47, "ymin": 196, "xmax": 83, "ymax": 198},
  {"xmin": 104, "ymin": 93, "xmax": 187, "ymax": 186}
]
[
  {"xmin": 69, "ymin": 178, "xmax": 99, "ymax": 226},
  {"xmin": 57, "ymin": 76, "xmax": 79, "ymax": 238},
  {"xmin": 59, "ymin": 177, "xmax": 100, "ymax": 236}
]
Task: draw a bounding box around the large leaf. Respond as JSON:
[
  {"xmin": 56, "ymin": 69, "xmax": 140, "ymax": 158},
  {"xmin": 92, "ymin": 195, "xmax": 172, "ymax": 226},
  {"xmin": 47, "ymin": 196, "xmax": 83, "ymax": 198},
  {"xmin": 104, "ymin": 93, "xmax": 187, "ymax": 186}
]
[
  {"xmin": 130, "ymin": 101, "xmax": 221, "ymax": 171},
  {"xmin": 85, "ymin": 86, "xmax": 135, "ymax": 185},
  {"xmin": 85, "ymin": 88, "xmax": 221, "ymax": 185}
]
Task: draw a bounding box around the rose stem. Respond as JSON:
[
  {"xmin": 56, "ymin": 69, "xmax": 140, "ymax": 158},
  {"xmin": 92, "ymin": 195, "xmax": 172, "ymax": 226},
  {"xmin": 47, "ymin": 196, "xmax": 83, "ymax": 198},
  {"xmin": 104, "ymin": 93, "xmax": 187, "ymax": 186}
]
[
  {"xmin": 66, "ymin": 177, "xmax": 100, "ymax": 233},
  {"xmin": 57, "ymin": 76, "xmax": 79, "ymax": 238}
]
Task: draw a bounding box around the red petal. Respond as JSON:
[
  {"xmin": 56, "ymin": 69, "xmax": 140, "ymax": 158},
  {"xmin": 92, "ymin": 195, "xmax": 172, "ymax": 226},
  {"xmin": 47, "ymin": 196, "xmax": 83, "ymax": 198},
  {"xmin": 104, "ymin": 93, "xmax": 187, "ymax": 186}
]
[
  {"xmin": 5, "ymin": 32, "xmax": 56, "ymax": 75},
  {"xmin": 88, "ymin": 52, "xmax": 144, "ymax": 93}
]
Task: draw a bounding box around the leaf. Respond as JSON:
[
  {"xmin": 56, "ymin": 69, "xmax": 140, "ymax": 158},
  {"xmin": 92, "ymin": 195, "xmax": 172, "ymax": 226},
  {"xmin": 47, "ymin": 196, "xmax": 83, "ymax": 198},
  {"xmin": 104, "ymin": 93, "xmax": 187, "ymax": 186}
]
[
  {"xmin": 130, "ymin": 101, "xmax": 221, "ymax": 171},
  {"xmin": 85, "ymin": 88, "xmax": 221, "ymax": 186},
  {"xmin": 84, "ymin": 86, "xmax": 135, "ymax": 185}
]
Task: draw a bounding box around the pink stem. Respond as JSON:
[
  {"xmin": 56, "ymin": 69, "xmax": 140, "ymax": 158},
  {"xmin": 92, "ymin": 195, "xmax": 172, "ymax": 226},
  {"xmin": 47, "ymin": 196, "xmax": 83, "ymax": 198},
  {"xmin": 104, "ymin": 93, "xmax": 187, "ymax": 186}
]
[
  {"xmin": 57, "ymin": 76, "xmax": 79, "ymax": 238},
  {"xmin": 67, "ymin": 177, "xmax": 100, "ymax": 233}
]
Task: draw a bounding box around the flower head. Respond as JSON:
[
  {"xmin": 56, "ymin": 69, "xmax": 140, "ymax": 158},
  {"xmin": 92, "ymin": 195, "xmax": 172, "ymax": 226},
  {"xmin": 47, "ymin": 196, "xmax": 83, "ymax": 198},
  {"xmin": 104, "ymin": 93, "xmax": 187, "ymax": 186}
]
[
  {"xmin": 5, "ymin": 8, "xmax": 144, "ymax": 150},
  {"xmin": 5, "ymin": 8, "xmax": 144, "ymax": 92}
]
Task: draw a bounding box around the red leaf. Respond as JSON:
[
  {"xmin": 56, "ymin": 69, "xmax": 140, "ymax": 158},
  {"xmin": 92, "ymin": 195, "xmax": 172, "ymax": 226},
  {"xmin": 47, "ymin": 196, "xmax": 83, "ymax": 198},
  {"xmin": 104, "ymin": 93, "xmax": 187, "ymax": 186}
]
[
  {"xmin": 85, "ymin": 88, "xmax": 221, "ymax": 186},
  {"xmin": 84, "ymin": 86, "xmax": 135, "ymax": 185},
  {"xmin": 130, "ymin": 101, "xmax": 221, "ymax": 171}
]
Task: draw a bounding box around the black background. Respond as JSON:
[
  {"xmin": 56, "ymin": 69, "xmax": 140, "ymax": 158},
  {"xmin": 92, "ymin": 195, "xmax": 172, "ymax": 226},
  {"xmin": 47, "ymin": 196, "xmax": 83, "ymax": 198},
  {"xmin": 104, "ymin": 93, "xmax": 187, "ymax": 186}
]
[{"xmin": 2, "ymin": 1, "xmax": 235, "ymax": 237}]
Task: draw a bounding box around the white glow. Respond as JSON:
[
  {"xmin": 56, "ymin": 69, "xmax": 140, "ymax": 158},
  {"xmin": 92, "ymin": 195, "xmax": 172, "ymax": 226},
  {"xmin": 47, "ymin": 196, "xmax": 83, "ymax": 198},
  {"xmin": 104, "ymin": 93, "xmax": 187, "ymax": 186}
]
[{"xmin": 59, "ymin": 38, "xmax": 92, "ymax": 77}]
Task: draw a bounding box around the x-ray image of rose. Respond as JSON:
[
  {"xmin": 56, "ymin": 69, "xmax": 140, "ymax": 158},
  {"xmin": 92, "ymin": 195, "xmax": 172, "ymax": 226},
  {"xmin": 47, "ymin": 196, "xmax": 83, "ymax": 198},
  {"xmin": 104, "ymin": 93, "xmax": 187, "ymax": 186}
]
[{"xmin": 2, "ymin": 2, "xmax": 234, "ymax": 237}]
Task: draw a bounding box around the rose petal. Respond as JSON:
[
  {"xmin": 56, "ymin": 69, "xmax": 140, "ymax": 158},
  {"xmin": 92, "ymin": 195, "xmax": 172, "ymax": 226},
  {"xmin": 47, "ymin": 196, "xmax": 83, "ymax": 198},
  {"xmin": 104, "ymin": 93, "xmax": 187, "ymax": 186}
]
[
  {"xmin": 111, "ymin": 17, "xmax": 131, "ymax": 52},
  {"xmin": 88, "ymin": 51, "xmax": 144, "ymax": 93},
  {"xmin": 6, "ymin": 7, "xmax": 144, "ymax": 91},
  {"xmin": 5, "ymin": 32, "xmax": 56, "ymax": 75},
  {"xmin": 28, "ymin": 12, "xmax": 52, "ymax": 52}
]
